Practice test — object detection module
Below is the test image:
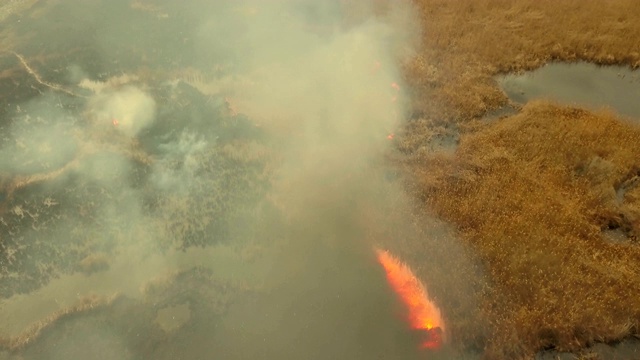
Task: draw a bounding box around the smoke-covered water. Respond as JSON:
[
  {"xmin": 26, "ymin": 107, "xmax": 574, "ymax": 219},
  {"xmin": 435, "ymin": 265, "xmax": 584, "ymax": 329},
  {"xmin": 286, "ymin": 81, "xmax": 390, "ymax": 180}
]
[{"xmin": 0, "ymin": 1, "xmax": 470, "ymax": 359}]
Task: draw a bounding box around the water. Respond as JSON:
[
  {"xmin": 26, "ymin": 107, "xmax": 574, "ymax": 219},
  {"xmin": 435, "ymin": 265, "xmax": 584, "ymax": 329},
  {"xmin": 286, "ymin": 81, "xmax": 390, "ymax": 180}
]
[
  {"xmin": 498, "ymin": 62, "xmax": 640, "ymax": 119},
  {"xmin": 0, "ymin": 244, "xmax": 272, "ymax": 338}
]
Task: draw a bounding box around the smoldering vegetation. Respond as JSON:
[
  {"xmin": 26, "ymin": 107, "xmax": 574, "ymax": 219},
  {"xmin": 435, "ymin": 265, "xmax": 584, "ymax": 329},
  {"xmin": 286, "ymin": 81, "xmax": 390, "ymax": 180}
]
[
  {"xmin": 0, "ymin": 1, "xmax": 484, "ymax": 359},
  {"xmin": 0, "ymin": 74, "xmax": 267, "ymax": 297}
]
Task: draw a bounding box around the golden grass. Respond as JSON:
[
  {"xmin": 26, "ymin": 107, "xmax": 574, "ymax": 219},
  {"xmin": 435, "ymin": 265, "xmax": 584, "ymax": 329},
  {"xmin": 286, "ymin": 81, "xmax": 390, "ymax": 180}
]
[
  {"xmin": 405, "ymin": 0, "xmax": 640, "ymax": 120},
  {"xmin": 408, "ymin": 101, "xmax": 640, "ymax": 357},
  {"xmin": 383, "ymin": 1, "xmax": 640, "ymax": 357}
]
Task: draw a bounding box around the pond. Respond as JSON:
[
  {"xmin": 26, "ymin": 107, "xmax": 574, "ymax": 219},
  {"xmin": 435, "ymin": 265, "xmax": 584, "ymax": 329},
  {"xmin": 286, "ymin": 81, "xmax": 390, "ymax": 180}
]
[{"xmin": 498, "ymin": 62, "xmax": 640, "ymax": 120}]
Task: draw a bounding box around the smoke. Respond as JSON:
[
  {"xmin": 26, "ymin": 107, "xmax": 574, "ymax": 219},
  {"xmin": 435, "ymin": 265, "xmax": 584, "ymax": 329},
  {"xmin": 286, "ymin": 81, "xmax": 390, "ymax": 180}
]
[
  {"xmin": 0, "ymin": 95, "xmax": 79, "ymax": 175},
  {"xmin": 150, "ymin": 131, "xmax": 208, "ymax": 193},
  {"xmin": 193, "ymin": 1, "xmax": 429, "ymax": 358},
  {"xmin": 88, "ymin": 86, "xmax": 157, "ymax": 137},
  {"xmin": 0, "ymin": 0, "xmax": 441, "ymax": 359},
  {"xmin": 223, "ymin": 1, "xmax": 418, "ymax": 218}
]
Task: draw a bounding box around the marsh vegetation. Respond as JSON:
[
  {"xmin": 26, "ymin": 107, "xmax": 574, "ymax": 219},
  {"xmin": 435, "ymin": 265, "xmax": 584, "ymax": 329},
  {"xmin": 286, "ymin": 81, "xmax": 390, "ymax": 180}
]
[{"xmin": 1, "ymin": 1, "xmax": 640, "ymax": 359}]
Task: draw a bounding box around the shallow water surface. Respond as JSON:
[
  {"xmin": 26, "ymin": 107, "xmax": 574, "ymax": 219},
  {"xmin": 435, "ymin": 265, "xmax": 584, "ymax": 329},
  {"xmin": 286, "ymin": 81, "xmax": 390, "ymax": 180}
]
[
  {"xmin": 0, "ymin": 244, "xmax": 271, "ymax": 338},
  {"xmin": 498, "ymin": 62, "xmax": 640, "ymax": 119}
]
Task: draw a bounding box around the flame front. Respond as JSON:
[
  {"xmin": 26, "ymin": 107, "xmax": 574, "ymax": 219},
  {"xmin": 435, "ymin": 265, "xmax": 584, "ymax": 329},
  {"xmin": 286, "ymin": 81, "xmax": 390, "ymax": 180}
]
[{"xmin": 375, "ymin": 248, "xmax": 445, "ymax": 349}]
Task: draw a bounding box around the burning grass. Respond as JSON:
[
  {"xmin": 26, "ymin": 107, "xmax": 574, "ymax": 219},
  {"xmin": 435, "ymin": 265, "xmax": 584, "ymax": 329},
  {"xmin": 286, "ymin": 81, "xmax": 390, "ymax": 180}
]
[
  {"xmin": 411, "ymin": 101, "xmax": 640, "ymax": 357},
  {"xmin": 376, "ymin": 248, "xmax": 445, "ymax": 349}
]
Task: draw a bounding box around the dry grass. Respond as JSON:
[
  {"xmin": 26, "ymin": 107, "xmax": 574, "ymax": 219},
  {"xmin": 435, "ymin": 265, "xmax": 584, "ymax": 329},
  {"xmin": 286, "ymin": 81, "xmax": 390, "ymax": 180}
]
[
  {"xmin": 409, "ymin": 101, "xmax": 640, "ymax": 357},
  {"xmin": 404, "ymin": 0, "xmax": 640, "ymax": 120},
  {"xmin": 384, "ymin": 1, "xmax": 640, "ymax": 357}
]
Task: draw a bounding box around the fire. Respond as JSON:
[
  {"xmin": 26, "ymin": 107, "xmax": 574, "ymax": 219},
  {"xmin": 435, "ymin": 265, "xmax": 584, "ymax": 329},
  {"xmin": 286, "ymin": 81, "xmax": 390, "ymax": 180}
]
[{"xmin": 375, "ymin": 248, "xmax": 445, "ymax": 350}]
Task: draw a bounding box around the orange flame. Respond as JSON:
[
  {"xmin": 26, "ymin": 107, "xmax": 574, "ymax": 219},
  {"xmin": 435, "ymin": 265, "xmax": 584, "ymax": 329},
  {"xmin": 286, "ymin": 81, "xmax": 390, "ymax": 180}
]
[{"xmin": 375, "ymin": 248, "xmax": 445, "ymax": 349}]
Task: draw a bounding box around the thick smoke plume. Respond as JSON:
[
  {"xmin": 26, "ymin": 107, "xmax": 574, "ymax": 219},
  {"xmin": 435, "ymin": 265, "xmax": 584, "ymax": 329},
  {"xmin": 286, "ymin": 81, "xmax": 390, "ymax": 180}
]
[
  {"xmin": 0, "ymin": 1, "xmax": 445, "ymax": 359},
  {"xmin": 88, "ymin": 86, "xmax": 157, "ymax": 137}
]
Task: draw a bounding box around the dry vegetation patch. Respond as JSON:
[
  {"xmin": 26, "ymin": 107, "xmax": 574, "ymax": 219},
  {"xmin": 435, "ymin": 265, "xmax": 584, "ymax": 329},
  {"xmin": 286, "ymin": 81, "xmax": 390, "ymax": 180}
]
[
  {"xmin": 405, "ymin": 0, "xmax": 640, "ymax": 120},
  {"xmin": 389, "ymin": 1, "xmax": 640, "ymax": 356},
  {"xmin": 411, "ymin": 101, "xmax": 640, "ymax": 357}
]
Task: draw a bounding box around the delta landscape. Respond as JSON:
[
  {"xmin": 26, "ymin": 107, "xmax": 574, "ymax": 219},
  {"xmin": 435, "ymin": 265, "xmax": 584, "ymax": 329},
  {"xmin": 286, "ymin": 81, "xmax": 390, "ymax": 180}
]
[{"xmin": 0, "ymin": 1, "xmax": 639, "ymax": 359}]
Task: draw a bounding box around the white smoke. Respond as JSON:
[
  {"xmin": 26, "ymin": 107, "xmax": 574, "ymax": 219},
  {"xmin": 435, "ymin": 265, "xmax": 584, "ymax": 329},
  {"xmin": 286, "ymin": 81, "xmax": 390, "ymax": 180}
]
[{"xmin": 87, "ymin": 86, "xmax": 156, "ymax": 137}]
